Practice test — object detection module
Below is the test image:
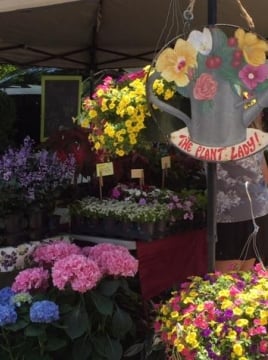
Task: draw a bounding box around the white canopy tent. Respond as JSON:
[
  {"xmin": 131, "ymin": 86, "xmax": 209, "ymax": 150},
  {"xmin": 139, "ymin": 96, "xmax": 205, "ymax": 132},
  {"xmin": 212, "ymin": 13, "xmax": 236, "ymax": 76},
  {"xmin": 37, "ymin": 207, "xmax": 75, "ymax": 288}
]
[{"xmin": 0, "ymin": 0, "xmax": 267, "ymax": 71}]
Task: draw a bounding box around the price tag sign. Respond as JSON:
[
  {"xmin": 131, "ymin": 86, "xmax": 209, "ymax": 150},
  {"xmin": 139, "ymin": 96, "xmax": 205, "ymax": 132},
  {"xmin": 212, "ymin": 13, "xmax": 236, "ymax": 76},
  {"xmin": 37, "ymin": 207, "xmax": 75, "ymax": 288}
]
[
  {"xmin": 131, "ymin": 169, "xmax": 144, "ymax": 179},
  {"xmin": 96, "ymin": 162, "xmax": 114, "ymax": 177},
  {"xmin": 161, "ymin": 156, "xmax": 171, "ymax": 169}
]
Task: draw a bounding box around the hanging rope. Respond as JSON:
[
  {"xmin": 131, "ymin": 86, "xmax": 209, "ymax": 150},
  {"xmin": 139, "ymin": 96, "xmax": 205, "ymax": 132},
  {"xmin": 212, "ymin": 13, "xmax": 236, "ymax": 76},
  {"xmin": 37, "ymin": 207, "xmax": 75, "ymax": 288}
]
[
  {"xmin": 183, "ymin": 0, "xmax": 195, "ymax": 36},
  {"xmin": 235, "ymin": 0, "xmax": 255, "ymax": 30}
]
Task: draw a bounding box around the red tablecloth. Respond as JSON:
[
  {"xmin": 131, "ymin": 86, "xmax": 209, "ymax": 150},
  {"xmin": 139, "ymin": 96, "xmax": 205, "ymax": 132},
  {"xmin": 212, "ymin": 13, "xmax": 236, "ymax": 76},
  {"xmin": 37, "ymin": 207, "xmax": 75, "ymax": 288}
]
[{"xmin": 136, "ymin": 228, "xmax": 207, "ymax": 300}]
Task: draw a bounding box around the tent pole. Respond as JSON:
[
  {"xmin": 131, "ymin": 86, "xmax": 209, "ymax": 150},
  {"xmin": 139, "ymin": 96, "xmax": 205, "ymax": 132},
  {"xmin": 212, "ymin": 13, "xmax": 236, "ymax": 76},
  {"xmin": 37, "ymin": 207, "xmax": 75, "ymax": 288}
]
[{"xmin": 207, "ymin": 0, "xmax": 217, "ymax": 273}]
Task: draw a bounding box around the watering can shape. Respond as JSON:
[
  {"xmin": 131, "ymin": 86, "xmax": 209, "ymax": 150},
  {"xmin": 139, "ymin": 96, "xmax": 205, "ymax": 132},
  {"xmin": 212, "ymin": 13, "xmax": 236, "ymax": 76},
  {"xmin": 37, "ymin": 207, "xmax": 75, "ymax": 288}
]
[{"xmin": 147, "ymin": 71, "xmax": 268, "ymax": 148}]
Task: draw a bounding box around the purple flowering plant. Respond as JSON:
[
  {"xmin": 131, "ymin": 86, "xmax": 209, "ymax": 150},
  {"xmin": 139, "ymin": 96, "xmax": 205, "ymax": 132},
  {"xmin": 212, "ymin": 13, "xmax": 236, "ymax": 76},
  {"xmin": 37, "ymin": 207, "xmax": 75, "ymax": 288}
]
[
  {"xmin": 153, "ymin": 264, "xmax": 268, "ymax": 360},
  {"xmin": 0, "ymin": 239, "xmax": 142, "ymax": 360},
  {"xmin": 110, "ymin": 183, "xmax": 207, "ymax": 226},
  {"xmin": 0, "ymin": 136, "xmax": 76, "ymax": 216}
]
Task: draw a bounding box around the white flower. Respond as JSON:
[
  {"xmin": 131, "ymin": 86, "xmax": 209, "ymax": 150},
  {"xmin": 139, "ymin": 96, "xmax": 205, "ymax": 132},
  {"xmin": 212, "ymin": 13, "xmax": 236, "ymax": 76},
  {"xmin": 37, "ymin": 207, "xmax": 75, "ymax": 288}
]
[{"xmin": 187, "ymin": 27, "xmax": 212, "ymax": 55}]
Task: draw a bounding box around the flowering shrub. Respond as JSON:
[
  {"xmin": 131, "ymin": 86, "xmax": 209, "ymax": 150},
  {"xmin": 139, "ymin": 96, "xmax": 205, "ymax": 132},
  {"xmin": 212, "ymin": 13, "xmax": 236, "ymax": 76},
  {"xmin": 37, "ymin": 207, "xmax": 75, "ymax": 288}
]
[
  {"xmin": 70, "ymin": 183, "xmax": 206, "ymax": 226},
  {"xmin": 0, "ymin": 240, "xmax": 141, "ymax": 360},
  {"xmin": 153, "ymin": 264, "xmax": 268, "ymax": 360},
  {"xmin": 76, "ymin": 66, "xmax": 176, "ymax": 158},
  {"xmin": 156, "ymin": 27, "xmax": 268, "ymax": 109},
  {"xmin": 0, "ymin": 136, "xmax": 76, "ymax": 215}
]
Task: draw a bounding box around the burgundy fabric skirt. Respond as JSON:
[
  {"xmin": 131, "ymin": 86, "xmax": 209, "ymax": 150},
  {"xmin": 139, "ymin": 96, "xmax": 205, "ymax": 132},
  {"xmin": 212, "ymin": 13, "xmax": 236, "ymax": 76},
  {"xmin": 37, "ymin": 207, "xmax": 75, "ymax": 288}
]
[{"xmin": 216, "ymin": 213, "xmax": 268, "ymax": 265}]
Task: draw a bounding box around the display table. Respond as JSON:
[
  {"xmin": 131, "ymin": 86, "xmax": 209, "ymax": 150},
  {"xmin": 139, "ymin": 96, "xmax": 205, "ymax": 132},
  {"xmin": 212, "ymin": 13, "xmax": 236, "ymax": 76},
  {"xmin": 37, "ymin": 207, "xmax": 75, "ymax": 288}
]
[{"xmin": 71, "ymin": 228, "xmax": 207, "ymax": 300}]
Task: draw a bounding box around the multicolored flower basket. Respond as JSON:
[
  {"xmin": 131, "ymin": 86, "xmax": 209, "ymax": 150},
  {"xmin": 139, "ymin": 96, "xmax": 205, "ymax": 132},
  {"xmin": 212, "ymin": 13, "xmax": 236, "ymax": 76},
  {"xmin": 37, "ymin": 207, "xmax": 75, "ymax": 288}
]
[{"xmin": 153, "ymin": 264, "xmax": 268, "ymax": 359}]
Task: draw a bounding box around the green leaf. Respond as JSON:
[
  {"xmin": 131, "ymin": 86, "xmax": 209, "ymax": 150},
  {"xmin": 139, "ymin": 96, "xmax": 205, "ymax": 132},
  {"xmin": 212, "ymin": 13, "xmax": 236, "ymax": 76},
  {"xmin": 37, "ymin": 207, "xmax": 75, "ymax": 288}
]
[
  {"xmin": 63, "ymin": 303, "xmax": 89, "ymax": 340},
  {"xmin": 99, "ymin": 279, "xmax": 120, "ymax": 296},
  {"xmin": 24, "ymin": 324, "xmax": 46, "ymax": 337},
  {"xmin": 72, "ymin": 337, "xmax": 92, "ymax": 360},
  {"xmin": 111, "ymin": 307, "xmax": 133, "ymax": 338},
  {"xmin": 90, "ymin": 291, "xmax": 114, "ymax": 316},
  {"xmin": 45, "ymin": 336, "xmax": 68, "ymax": 351},
  {"xmin": 6, "ymin": 318, "xmax": 28, "ymax": 331},
  {"xmin": 123, "ymin": 343, "xmax": 145, "ymax": 357},
  {"xmin": 93, "ymin": 335, "xmax": 123, "ymax": 360}
]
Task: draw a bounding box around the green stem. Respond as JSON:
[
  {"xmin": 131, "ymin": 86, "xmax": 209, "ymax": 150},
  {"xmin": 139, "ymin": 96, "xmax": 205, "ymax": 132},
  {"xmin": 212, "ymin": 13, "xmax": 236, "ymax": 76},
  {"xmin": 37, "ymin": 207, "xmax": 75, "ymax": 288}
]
[{"xmin": 0, "ymin": 328, "xmax": 16, "ymax": 360}]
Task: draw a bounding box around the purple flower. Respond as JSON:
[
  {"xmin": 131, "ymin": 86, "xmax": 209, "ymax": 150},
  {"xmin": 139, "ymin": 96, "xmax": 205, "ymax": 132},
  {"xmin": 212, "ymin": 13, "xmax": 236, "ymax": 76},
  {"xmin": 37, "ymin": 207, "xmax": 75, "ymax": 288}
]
[
  {"xmin": 30, "ymin": 300, "xmax": 59, "ymax": 323},
  {"xmin": 139, "ymin": 198, "xmax": 147, "ymax": 205},
  {"xmin": 0, "ymin": 287, "xmax": 15, "ymax": 305},
  {"xmin": 239, "ymin": 64, "xmax": 268, "ymax": 89},
  {"xmin": 0, "ymin": 304, "xmax": 17, "ymax": 326}
]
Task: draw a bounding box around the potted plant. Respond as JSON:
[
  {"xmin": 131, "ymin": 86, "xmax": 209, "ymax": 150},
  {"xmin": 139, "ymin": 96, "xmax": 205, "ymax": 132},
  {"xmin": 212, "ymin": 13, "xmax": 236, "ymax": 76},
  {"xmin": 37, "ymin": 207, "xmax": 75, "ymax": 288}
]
[
  {"xmin": 75, "ymin": 66, "xmax": 177, "ymax": 160},
  {"xmin": 0, "ymin": 239, "xmax": 143, "ymax": 360},
  {"xmin": 69, "ymin": 184, "xmax": 207, "ymax": 241},
  {"xmin": 153, "ymin": 263, "xmax": 268, "ymax": 359},
  {"xmin": 0, "ymin": 136, "xmax": 76, "ymax": 245}
]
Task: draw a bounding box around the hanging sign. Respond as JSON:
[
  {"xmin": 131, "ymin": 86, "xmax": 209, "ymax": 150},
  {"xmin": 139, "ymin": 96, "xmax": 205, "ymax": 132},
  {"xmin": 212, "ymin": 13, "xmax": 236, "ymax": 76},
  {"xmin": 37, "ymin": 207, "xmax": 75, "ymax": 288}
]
[{"xmin": 170, "ymin": 127, "xmax": 268, "ymax": 162}]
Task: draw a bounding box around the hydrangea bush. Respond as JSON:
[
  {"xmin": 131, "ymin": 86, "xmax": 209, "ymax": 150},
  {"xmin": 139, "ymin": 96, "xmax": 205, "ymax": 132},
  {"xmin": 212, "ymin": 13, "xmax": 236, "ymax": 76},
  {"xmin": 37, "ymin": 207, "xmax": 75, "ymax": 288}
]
[
  {"xmin": 153, "ymin": 264, "xmax": 268, "ymax": 360},
  {"xmin": 0, "ymin": 240, "xmax": 141, "ymax": 360}
]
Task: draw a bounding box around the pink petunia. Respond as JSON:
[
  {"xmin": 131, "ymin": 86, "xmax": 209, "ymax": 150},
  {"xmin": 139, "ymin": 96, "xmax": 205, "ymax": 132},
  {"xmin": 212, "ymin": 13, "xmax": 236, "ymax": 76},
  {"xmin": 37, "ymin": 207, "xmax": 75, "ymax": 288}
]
[
  {"xmin": 52, "ymin": 254, "xmax": 102, "ymax": 293},
  {"xmin": 12, "ymin": 267, "xmax": 49, "ymax": 293},
  {"xmin": 239, "ymin": 64, "xmax": 268, "ymax": 90},
  {"xmin": 32, "ymin": 241, "xmax": 82, "ymax": 266}
]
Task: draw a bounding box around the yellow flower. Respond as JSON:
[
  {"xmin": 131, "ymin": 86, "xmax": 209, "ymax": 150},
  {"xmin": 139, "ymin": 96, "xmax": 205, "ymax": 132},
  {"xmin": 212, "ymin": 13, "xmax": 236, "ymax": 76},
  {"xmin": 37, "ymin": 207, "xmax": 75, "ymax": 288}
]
[
  {"xmin": 221, "ymin": 299, "xmax": 233, "ymax": 309},
  {"xmin": 227, "ymin": 330, "xmax": 237, "ymax": 341},
  {"xmin": 185, "ymin": 331, "xmax": 197, "ymax": 345},
  {"xmin": 235, "ymin": 318, "xmax": 249, "ymax": 327},
  {"xmin": 94, "ymin": 142, "xmax": 101, "ymax": 150},
  {"xmin": 218, "ymin": 289, "xmax": 230, "ymax": 297},
  {"xmin": 156, "ymin": 38, "xmax": 197, "ymax": 87},
  {"xmin": 245, "ymin": 306, "xmax": 255, "ymax": 317},
  {"xmin": 164, "ymin": 88, "xmax": 175, "ymax": 100},
  {"xmin": 233, "ymin": 307, "xmax": 243, "ymax": 316},
  {"xmin": 104, "ymin": 123, "xmax": 115, "ymax": 137},
  {"xmin": 232, "ymin": 343, "xmax": 243, "ymax": 356},
  {"xmin": 174, "ymin": 340, "xmax": 184, "ymax": 352},
  {"xmin": 89, "ymin": 109, "xmax": 98, "ymax": 118},
  {"xmin": 235, "ymin": 28, "xmax": 268, "ymax": 66},
  {"xmin": 115, "ymin": 149, "xmax": 125, "ymax": 157}
]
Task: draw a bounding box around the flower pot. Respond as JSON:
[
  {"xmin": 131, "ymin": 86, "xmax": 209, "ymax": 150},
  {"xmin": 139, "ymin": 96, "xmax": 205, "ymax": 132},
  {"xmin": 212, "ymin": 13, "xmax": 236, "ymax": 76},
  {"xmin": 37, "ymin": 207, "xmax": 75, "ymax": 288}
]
[{"xmin": 215, "ymin": 258, "xmax": 255, "ymax": 272}]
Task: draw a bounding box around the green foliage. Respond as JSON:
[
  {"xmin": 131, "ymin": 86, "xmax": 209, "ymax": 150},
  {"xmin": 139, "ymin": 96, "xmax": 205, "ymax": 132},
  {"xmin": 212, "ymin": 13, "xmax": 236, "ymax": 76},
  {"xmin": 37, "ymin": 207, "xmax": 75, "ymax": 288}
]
[{"xmin": 0, "ymin": 64, "xmax": 17, "ymax": 80}]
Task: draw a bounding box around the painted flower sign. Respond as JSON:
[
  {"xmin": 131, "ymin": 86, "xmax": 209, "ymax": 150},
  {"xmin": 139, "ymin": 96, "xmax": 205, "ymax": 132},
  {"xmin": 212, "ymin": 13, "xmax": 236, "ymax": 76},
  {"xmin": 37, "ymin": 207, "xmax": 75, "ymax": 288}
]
[
  {"xmin": 156, "ymin": 27, "xmax": 268, "ymax": 102},
  {"xmin": 147, "ymin": 26, "xmax": 268, "ymax": 148}
]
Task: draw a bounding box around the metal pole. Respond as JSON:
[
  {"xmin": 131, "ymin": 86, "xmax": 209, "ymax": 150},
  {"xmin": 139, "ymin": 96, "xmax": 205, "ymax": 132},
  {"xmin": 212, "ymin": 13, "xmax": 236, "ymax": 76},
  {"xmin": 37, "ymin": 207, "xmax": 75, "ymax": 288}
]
[{"xmin": 207, "ymin": 0, "xmax": 217, "ymax": 272}]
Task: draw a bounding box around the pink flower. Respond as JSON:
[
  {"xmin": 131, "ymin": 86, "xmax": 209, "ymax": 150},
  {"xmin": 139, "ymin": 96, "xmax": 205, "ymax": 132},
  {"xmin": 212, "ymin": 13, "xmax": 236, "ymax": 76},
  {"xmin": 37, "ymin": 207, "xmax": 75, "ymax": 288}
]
[
  {"xmin": 194, "ymin": 314, "xmax": 208, "ymax": 329},
  {"xmin": 12, "ymin": 267, "xmax": 49, "ymax": 293},
  {"xmin": 83, "ymin": 243, "xmax": 129, "ymax": 258},
  {"xmin": 86, "ymin": 244, "xmax": 138, "ymax": 277},
  {"xmin": 193, "ymin": 73, "xmax": 218, "ymax": 100},
  {"xmin": 32, "ymin": 241, "xmax": 82, "ymax": 265},
  {"xmin": 239, "ymin": 64, "xmax": 268, "ymax": 90},
  {"xmin": 259, "ymin": 340, "xmax": 268, "ymax": 353},
  {"xmin": 52, "ymin": 254, "xmax": 102, "ymax": 293}
]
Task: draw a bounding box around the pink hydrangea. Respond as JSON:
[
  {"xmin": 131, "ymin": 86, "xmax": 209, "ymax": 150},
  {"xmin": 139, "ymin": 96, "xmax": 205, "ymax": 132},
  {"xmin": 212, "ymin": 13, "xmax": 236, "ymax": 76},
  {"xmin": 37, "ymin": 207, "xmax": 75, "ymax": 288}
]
[
  {"xmin": 12, "ymin": 267, "xmax": 49, "ymax": 293},
  {"xmin": 32, "ymin": 240, "xmax": 82, "ymax": 265},
  {"xmin": 52, "ymin": 254, "xmax": 102, "ymax": 293},
  {"xmin": 91, "ymin": 248, "xmax": 138, "ymax": 277},
  {"xmin": 83, "ymin": 243, "xmax": 129, "ymax": 258}
]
